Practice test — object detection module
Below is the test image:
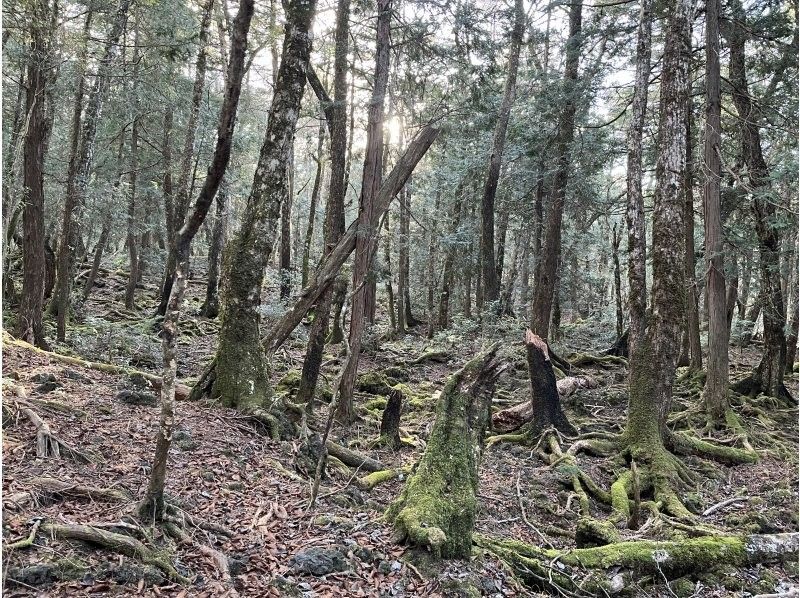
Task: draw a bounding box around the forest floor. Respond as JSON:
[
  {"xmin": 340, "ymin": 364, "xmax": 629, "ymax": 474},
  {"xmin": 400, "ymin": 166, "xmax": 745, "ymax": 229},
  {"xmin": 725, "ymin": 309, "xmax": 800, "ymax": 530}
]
[{"xmin": 2, "ymin": 265, "xmax": 798, "ymax": 597}]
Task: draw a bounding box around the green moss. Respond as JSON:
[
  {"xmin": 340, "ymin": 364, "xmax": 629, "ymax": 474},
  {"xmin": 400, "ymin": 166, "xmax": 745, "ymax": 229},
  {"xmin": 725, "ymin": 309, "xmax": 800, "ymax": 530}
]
[
  {"xmin": 276, "ymin": 370, "xmax": 302, "ymax": 395},
  {"xmin": 358, "ymin": 467, "xmax": 411, "ymax": 490},
  {"xmin": 383, "ymin": 366, "xmax": 410, "ymax": 382},
  {"xmin": 357, "ymin": 371, "xmax": 393, "ymax": 395},
  {"xmin": 610, "ymin": 470, "xmax": 632, "ymax": 521},
  {"xmin": 363, "ymin": 397, "xmax": 388, "ymax": 411}
]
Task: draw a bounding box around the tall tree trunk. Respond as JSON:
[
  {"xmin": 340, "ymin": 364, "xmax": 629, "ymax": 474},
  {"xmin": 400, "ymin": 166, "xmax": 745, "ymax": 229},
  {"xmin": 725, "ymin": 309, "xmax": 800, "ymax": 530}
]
[
  {"xmin": 280, "ymin": 147, "xmax": 294, "ymax": 299},
  {"xmin": 200, "ymin": 181, "xmax": 228, "ymax": 318},
  {"xmin": 726, "ymin": 3, "xmax": 788, "ymax": 399},
  {"xmin": 464, "ymin": 201, "xmax": 475, "ymax": 319},
  {"xmin": 702, "ymin": 0, "xmax": 729, "ymax": 419},
  {"xmin": 499, "ymin": 228, "xmax": 522, "ymax": 317},
  {"xmin": 383, "ymin": 212, "xmax": 396, "ymax": 335},
  {"xmin": 495, "ymin": 208, "xmax": 509, "ymax": 288},
  {"xmin": 139, "ymin": 0, "xmax": 254, "ymax": 520},
  {"xmin": 295, "ymin": 0, "xmax": 350, "ymax": 408},
  {"xmin": 738, "ymin": 247, "xmax": 753, "ymax": 318},
  {"xmin": 624, "ymin": 0, "xmax": 651, "ymax": 358},
  {"xmin": 212, "ymin": 0, "xmax": 317, "ymax": 411},
  {"xmin": 125, "ymin": 20, "xmax": 141, "ymax": 310},
  {"xmin": 397, "ymin": 182, "xmax": 410, "ymax": 334},
  {"xmin": 438, "ymin": 182, "xmax": 465, "ymax": 330},
  {"xmin": 627, "ymin": 0, "xmax": 690, "ymax": 444},
  {"xmin": 681, "ymin": 96, "xmax": 703, "ymax": 369},
  {"xmin": 612, "ymin": 223, "xmax": 624, "ymax": 339},
  {"xmin": 2, "ymin": 65, "xmax": 26, "ymax": 254},
  {"xmin": 426, "ymin": 193, "xmax": 441, "ymax": 339},
  {"xmin": 17, "ymin": 0, "xmax": 55, "ymax": 349},
  {"xmin": 337, "ymin": 0, "xmax": 391, "ymax": 423},
  {"xmin": 52, "ymin": 0, "xmax": 130, "ymax": 341},
  {"xmin": 530, "ymin": 0, "xmax": 582, "ymax": 339},
  {"xmin": 479, "ymin": 0, "xmax": 524, "ymax": 306},
  {"xmin": 785, "ymin": 254, "xmax": 799, "ymax": 372},
  {"xmin": 158, "ymin": 0, "xmax": 215, "ymax": 317},
  {"xmin": 624, "ymin": 0, "xmax": 693, "ymax": 519},
  {"xmin": 301, "ymin": 118, "xmax": 326, "ymax": 288},
  {"xmin": 518, "ymin": 226, "xmax": 532, "ymax": 321}
]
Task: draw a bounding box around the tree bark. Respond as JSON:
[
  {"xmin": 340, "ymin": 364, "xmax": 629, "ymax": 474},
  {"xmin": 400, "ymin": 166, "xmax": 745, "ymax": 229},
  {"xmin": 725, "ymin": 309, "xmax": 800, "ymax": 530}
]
[
  {"xmin": 139, "ymin": 0, "xmax": 254, "ymax": 521},
  {"xmin": 16, "ymin": 0, "xmax": 55, "ymax": 349},
  {"xmin": 295, "ymin": 0, "xmax": 350, "ymax": 409},
  {"xmin": 157, "ymin": 0, "xmax": 215, "ymax": 317},
  {"xmin": 426, "ymin": 193, "xmax": 440, "ymax": 339},
  {"xmin": 200, "ymin": 180, "xmax": 228, "ymax": 318},
  {"xmin": 479, "ymin": 0, "xmax": 524, "ymax": 306},
  {"xmin": 52, "ymin": 0, "xmax": 130, "ymax": 341},
  {"xmin": 336, "ymin": 0, "xmax": 392, "ymax": 422},
  {"xmin": 524, "ymin": 330, "xmax": 575, "ymax": 436},
  {"xmin": 726, "ymin": 2, "xmax": 788, "ymax": 399},
  {"xmin": 439, "ymin": 185, "xmax": 465, "ymax": 330},
  {"xmin": 530, "ymin": 0, "xmax": 582, "ymax": 340},
  {"xmin": 624, "ymin": 0, "xmax": 651, "ymax": 358},
  {"xmin": 301, "ymin": 118, "xmax": 326, "ymax": 289},
  {"xmin": 125, "ymin": 20, "xmax": 141, "ymax": 311},
  {"xmin": 612, "ymin": 223, "xmax": 624, "ymax": 339},
  {"xmin": 702, "ymin": 0, "xmax": 729, "ymax": 419},
  {"xmin": 280, "ymin": 147, "xmax": 294, "ymax": 299},
  {"xmin": 212, "ymin": 0, "xmax": 317, "ymax": 412},
  {"xmin": 397, "ymin": 182, "xmax": 411, "ymax": 334}
]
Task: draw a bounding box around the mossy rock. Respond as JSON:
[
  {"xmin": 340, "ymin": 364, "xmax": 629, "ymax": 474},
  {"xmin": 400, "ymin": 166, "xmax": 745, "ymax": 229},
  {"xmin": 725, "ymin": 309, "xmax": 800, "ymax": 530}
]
[
  {"xmin": 276, "ymin": 370, "xmax": 302, "ymax": 396},
  {"xmin": 383, "ymin": 366, "xmax": 410, "ymax": 382},
  {"xmin": 357, "ymin": 372, "xmax": 393, "ymax": 395},
  {"xmin": 363, "ymin": 397, "xmax": 388, "ymax": 411}
]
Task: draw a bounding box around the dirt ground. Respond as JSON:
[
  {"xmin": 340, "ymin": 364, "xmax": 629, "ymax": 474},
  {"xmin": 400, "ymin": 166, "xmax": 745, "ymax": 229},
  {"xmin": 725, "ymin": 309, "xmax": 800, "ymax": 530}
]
[{"xmin": 2, "ymin": 267, "xmax": 798, "ymax": 596}]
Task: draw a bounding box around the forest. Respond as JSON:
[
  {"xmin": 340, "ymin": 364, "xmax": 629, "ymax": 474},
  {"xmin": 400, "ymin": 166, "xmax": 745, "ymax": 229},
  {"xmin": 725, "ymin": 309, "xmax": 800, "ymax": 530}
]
[{"xmin": 1, "ymin": 0, "xmax": 799, "ymax": 594}]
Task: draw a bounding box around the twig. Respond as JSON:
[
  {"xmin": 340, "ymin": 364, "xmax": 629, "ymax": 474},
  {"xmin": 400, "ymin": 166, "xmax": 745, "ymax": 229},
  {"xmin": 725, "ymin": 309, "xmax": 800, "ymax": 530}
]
[
  {"xmin": 702, "ymin": 496, "xmax": 748, "ymax": 516},
  {"xmin": 5, "ymin": 519, "xmax": 42, "ymax": 550},
  {"xmin": 515, "ymin": 471, "xmax": 554, "ymax": 549}
]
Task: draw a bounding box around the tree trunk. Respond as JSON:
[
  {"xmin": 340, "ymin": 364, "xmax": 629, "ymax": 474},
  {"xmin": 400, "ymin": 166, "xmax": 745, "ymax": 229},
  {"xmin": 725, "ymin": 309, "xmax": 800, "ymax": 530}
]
[
  {"xmin": 52, "ymin": 0, "xmax": 130, "ymax": 341},
  {"xmin": 726, "ymin": 3, "xmax": 788, "ymax": 399},
  {"xmin": 626, "ymin": 0, "xmax": 691, "ymax": 461},
  {"xmin": 295, "ymin": 0, "xmax": 350, "ymax": 408},
  {"xmin": 212, "ymin": 0, "xmax": 317, "ymax": 412},
  {"xmin": 387, "ymin": 345, "xmax": 502, "ymax": 559},
  {"xmin": 479, "ymin": 0, "xmax": 524, "ymax": 306},
  {"xmin": 2, "ymin": 65, "xmax": 27, "ymax": 258},
  {"xmin": 139, "ymin": 0, "xmax": 254, "ymax": 521},
  {"xmin": 200, "ymin": 181, "xmax": 228, "ymax": 318},
  {"xmin": 17, "ymin": 0, "xmax": 55, "ymax": 349},
  {"xmin": 624, "ymin": 0, "xmax": 651, "ymax": 359},
  {"xmin": 301, "ymin": 118, "xmax": 326, "ymax": 289},
  {"xmin": 379, "ymin": 385, "xmax": 403, "ymax": 450},
  {"xmin": 464, "ymin": 201, "xmax": 475, "ymax": 319},
  {"xmin": 125, "ymin": 20, "xmax": 141, "ymax": 311},
  {"xmin": 681, "ymin": 96, "xmax": 703, "ymax": 370},
  {"xmin": 702, "ymin": 0, "xmax": 729, "ymax": 419},
  {"xmin": 530, "ymin": 0, "xmax": 582, "ymax": 340},
  {"xmin": 336, "ymin": 0, "xmax": 391, "ymax": 423},
  {"xmin": 262, "ymin": 126, "xmax": 439, "ymax": 356},
  {"xmin": 612, "ymin": 223, "xmax": 624, "ymax": 339},
  {"xmin": 426, "ymin": 193, "xmax": 440, "ymax": 339},
  {"xmin": 518, "ymin": 227, "xmax": 532, "ymax": 322},
  {"xmin": 280, "ymin": 147, "xmax": 294, "ymax": 299},
  {"xmin": 499, "ymin": 229, "xmax": 523, "ymax": 317},
  {"xmin": 397, "ymin": 182, "xmax": 410, "ymax": 334},
  {"xmin": 738, "ymin": 247, "xmax": 753, "ymax": 319},
  {"xmin": 524, "ymin": 330, "xmax": 575, "ymax": 436},
  {"xmin": 158, "ymin": 0, "xmax": 215, "ymax": 317}
]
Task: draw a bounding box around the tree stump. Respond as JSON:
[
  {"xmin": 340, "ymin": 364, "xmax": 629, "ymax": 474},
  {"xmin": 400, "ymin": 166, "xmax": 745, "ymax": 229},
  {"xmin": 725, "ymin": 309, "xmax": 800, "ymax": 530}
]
[
  {"xmin": 379, "ymin": 387, "xmax": 403, "ymax": 449},
  {"xmin": 387, "ymin": 344, "xmax": 503, "ymax": 558},
  {"xmin": 525, "ymin": 330, "xmax": 576, "ymax": 437}
]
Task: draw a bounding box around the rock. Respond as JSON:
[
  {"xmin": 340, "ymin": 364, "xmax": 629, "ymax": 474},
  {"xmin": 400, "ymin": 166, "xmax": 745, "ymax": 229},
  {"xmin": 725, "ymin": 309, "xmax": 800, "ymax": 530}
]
[
  {"xmin": 382, "ymin": 366, "xmax": 410, "ymax": 382},
  {"xmin": 35, "ymin": 380, "xmax": 62, "ymax": 394},
  {"xmin": 174, "ymin": 428, "xmax": 198, "ymax": 451},
  {"xmin": 62, "ymin": 369, "xmax": 91, "ymax": 383},
  {"xmin": 116, "ymin": 389, "xmax": 158, "ymax": 406},
  {"xmin": 31, "ymin": 372, "xmax": 57, "ymax": 384},
  {"xmin": 290, "ymin": 547, "xmax": 349, "ymax": 576}
]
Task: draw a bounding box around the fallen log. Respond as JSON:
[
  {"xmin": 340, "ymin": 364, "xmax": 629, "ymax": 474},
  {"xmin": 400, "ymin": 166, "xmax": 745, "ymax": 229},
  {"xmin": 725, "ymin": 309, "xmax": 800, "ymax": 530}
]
[
  {"xmin": 492, "ymin": 374, "xmax": 598, "ymax": 433},
  {"xmin": 325, "ymin": 441, "xmax": 386, "ymax": 472},
  {"xmin": 477, "ymin": 532, "xmax": 799, "ymax": 595}
]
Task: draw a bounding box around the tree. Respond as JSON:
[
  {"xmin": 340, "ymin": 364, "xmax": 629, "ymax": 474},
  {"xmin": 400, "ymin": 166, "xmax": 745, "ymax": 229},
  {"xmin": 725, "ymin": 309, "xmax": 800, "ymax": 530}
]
[
  {"xmin": 16, "ymin": 0, "xmax": 56, "ymax": 349},
  {"xmin": 702, "ymin": 0, "xmax": 729, "ymax": 419},
  {"xmin": 212, "ymin": 0, "xmax": 318, "ymax": 411},
  {"xmin": 336, "ymin": 0, "xmax": 392, "ymax": 423},
  {"xmin": 530, "ymin": 0, "xmax": 582, "ymax": 339},
  {"xmin": 479, "ymin": 0, "xmax": 524, "ymax": 308}
]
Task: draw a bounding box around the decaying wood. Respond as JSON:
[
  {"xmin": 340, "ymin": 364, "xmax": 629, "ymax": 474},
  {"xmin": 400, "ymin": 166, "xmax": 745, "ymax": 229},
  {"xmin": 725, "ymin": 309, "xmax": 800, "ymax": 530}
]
[
  {"xmin": 325, "ymin": 441, "xmax": 386, "ymax": 472},
  {"xmin": 492, "ymin": 375, "xmax": 598, "ymax": 433}
]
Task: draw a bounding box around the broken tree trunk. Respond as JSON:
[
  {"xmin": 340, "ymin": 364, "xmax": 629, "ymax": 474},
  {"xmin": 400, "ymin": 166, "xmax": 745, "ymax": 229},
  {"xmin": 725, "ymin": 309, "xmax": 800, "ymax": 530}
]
[
  {"xmin": 492, "ymin": 375, "xmax": 597, "ymax": 433},
  {"xmin": 387, "ymin": 344, "xmax": 503, "ymax": 559},
  {"xmin": 523, "ymin": 330, "xmax": 577, "ymax": 436},
  {"xmin": 379, "ymin": 386, "xmax": 403, "ymax": 449}
]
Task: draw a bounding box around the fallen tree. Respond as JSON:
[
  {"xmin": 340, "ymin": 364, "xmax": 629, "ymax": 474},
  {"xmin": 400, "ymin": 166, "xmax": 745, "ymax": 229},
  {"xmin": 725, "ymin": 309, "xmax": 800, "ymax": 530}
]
[
  {"xmin": 477, "ymin": 532, "xmax": 799, "ymax": 595},
  {"xmin": 492, "ymin": 373, "xmax": 598, "ymax": 433},
  {"xmin": 387, "ymin": 344, "xmax": 503, "ymax": 558}
]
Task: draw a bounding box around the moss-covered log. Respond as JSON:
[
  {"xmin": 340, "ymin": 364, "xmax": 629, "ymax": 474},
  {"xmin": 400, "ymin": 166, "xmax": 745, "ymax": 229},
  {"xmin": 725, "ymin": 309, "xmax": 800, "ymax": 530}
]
[
  {"xmin": 386, "ymin": 344, "xmax": 503, "ymax": 558},
  {"xmin": 478, "ymin": 532, "xmax": 798, "ymax": 594}
]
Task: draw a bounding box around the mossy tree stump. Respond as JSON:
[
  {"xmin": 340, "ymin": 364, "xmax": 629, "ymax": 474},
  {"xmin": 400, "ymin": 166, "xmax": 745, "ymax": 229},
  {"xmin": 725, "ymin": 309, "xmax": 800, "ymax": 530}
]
[
  {"xmin": 387, "ymin": 344, "xmax": 503, "ymax": 558},
  {"xmin": 379, "ymin": 387, "xmax": 403, "ymax": 449}
]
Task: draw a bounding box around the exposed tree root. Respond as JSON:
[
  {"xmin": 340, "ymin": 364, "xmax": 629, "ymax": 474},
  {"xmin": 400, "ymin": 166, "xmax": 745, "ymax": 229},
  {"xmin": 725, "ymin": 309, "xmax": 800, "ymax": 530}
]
[
  {"xmin": 164, "ymin": 522, "xmax": 233, "ymax": 586},
  {"xmin": 4, "ymin": 477, "xmax": 131, "ymax": 510},
  {"xmin": 569, "ymin": 353, "xmax": 628, "ymax": 368},
  {"xmin": 6, "ymin": 519, "xmax": 43, "ymax": 550},
  {"xmin": 357, "ymin": 466, "xmax": 412, "ymax": 490},
  {"xmin": 476, "ymin": 532, "xmax": 799, "ymax": 595},
  {"xmin": 666, "ymin": 428, "xmax": 758, "ymax": 465},
  {"xmin": 40, "ymin": 522, "xmax": 187, "ymax": 582}
]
